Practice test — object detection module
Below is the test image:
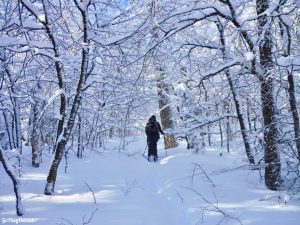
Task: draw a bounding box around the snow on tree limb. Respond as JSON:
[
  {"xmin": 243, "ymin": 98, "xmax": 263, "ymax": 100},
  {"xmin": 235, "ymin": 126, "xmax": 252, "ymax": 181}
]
[
  {"xmin": 198, "ymin": 59, "xmax": 242, "ymax": 85},
  {"xmin": 20, "ymin": 0, "xmax": 45, "ymax": 23},
  {"xmin": 277, "ymin": 55, "xmax": 300, "ymax": 69}
]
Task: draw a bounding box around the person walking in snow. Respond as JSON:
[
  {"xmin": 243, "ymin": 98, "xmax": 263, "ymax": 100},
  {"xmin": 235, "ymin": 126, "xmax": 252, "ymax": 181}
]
[{"xmin": 145, "ymin": 115, "xmax": 164, "ymax": 161}]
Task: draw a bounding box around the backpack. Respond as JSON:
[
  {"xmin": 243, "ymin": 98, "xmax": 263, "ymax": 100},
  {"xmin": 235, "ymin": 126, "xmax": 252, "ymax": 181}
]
[{"xmin": 147, "ymin": 121, "xmax": 159, "ymax": 135}]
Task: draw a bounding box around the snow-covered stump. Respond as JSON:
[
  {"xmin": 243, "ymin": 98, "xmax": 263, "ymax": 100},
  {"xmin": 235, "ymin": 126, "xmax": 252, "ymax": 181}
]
[{"xmin": 0, "ymin": 142, "xmax": 24, "ymax": 216}]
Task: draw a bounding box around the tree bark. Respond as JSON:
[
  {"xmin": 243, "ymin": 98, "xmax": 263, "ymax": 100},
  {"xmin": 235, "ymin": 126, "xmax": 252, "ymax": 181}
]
[
  {"xmin": 31, "ymin": 101, "xmax": 40, "ymax": 167},
  {"xmin": 1, "ymin": 106, "xmax": 14, "ymax": 150},
  {"xmin": 278, "ymin": 13, "xmax": 300, "ymax": 162},
  {"xmin": 217, "ymin": 22, "xmax": 255, "ymax": 164},
  {"xmin": 0, "ymin": 138, "xmax": 23, "ymax": 216},
  {"xmin": 287, "ymin": 68, "xmax": 300, "ymax": 162},
  {"xmin": 225, "ymin": 102, "xmax": 231, "ymax": 153},
  {"xmin": 5, "ymin": 67, "xmax": 22, "ymax": 153},
  {"xmin": 256, "ymin": 0, "xmax": 281, "ymax": 190},
  {"xmin": 44, "ymin": 0, "xmax": 90, "ymax": 195},
  {"xmin": 77, "ymin": 113, "xmax": 83, "ymax": 158},
  {"xmin": 157, "ymin": 71, "xmax": 178, "ymax": 149},
  {"xmin": 202, "ymin": 83, "xmax": 211, "ymax": 146},
  {"xmin": 246, "ymin": 97, "xmax": 252, "ymax": 132},
  {"xmin": 226, "ymin": 73, "xmax": 254, "ymax": 163}
]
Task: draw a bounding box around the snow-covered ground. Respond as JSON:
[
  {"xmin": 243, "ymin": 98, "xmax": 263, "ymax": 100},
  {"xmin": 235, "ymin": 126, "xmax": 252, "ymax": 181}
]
[{"xmin": 1, "ymin": 137, "xmax": 300, "ymax": 225}]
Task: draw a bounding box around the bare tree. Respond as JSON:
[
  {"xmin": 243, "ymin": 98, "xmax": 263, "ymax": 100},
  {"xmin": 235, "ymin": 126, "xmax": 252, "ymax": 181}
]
[
  {"xmin": 0, "ymin": 56, "xmax": 22, "ymax": 153},
  {"xmin": 216, "ymin": 19, "xmax": 255, "ymax": 164},
  {"xmin": 44, "ymin": 0, "xmax": 92, "ymax": 195},
  {"xmin": 148, "ymin": 0, "xmax": 178, "ymax": 149},
  {"xmin": 256, "ymin": 0, "xmax": 281, "ymax": 190},
  {"xmin": 277, "ymin": 6, "xmax": 300, "ymax": 162},
  {"xmin": 0, "ymin": 133, "xmax": 23, "ymax": 216}
]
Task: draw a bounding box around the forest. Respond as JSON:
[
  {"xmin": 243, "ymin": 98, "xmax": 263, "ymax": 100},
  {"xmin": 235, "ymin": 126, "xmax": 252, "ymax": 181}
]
[{"xmin": 0, "ymin": 0, "xmax": 300, "ymax": 224}]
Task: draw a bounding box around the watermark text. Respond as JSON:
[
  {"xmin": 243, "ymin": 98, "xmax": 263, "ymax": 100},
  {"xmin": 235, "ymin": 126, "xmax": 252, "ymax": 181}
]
[{"xmin": 1, "ymin": 217, "xmax": 39, "ymax": 224}]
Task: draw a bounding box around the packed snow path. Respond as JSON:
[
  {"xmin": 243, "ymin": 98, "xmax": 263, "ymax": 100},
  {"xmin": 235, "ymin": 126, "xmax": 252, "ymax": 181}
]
[{"xmin": 1, "ymin": 137, "xmax": 300, "ymax": 225}]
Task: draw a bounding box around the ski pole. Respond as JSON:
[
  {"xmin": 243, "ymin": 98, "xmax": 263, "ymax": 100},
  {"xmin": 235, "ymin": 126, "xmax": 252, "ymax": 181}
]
[
  {"xmin": 163, "ymin": 134, "xmax": 168, "ymax": 157},
  {"xmin": 143, "ymin": 143, "xmax": 148, "ymax": 156}
]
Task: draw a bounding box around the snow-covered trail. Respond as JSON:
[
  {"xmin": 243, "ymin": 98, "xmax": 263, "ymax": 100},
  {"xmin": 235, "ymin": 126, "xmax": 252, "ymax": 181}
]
[
  {"xmin": 95, "ymin": 156, "xmax": 191, "ymax": 225},
  {"xmin": 1, "ymin": 137, "xmax": 300, "ymax": 225},
  {"xmin": 0, "ymin": 138, "xmax": 191, "ymax": 225},
  {"xmin": 81, "ymin": 146, "xmax": 192, "ymax": 225}
]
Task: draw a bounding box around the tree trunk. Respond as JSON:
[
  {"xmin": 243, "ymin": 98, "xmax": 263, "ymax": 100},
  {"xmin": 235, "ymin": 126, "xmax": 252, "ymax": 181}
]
[
  {"xmin": 77, "ymin": 113, "xmax": 83, "ymax": 158},
  {"xmin": 257, "ymin": 0, "xmax": 281, "ymax": 190},
  {"xmin": 246, "ymin": 97, "xmax": 252, "ymax": 132},
  {"xmin": 186, "ymin": 133, "xmax": 193, "ymax": 149},
  {"xmin": 217, "ymin": 22, "xmax": 255, "ymax": 164},
  {"xmin": 287, "ymin": 68, "xmax": 300, "ymax": 162},
  {"xmin": 260, "ymin": 78, "xmax": 281, "ymax": 190},
  {"xmin": 148, "ymin": 1, "xmax": 177, "ymax": 149},
  {"xmin": 0, "ymin": 137, "xmax": 23, "ymax": 216},
  {"xmin": 157, "ymin": 71, "xmax": 178, "ymax": 149},
  {"xmin": 227, "ymin": 73, "xmax": 254, "ymax": 163},
  {"xmin": 44, "ymin": 80, "xmax": 86, "ymax": 195},
  {"xmin": 225, "ymin": 101, "xmax": 230, "ymax": 153},
  {"xmin": 31, "ymin": 101, "xmax": 40, "ymax": 167},
  {"xmin": 5, "ymin": 67, "xmax": 22, "ymax": 153},
  {"xmin": 219, "ymin": 120, "xmax": 223, "ymax": 148},
  {"xmin": 44, "ymin": 1, "xmax": 90, "ymax": 195},
  {"xmin": 1, "ymin": 107, "xmax": 14, "ymax": 150},
  {"xmin": 278, "ymin": 13, "xmax": 300, "ymax": 162},
  {"xmin": 202, "ymin": 84, "xmax": 211, "ymax": 146}
]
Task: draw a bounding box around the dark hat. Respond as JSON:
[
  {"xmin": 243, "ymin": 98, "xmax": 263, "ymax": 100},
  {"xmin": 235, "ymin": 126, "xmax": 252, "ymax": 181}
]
[{"xmin": 149, "ymin": 115, "xmax": 156, "ymax": 121}]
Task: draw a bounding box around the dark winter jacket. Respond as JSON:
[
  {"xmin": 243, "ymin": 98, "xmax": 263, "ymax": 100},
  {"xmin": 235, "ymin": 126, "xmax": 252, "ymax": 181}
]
[{"xmin": 145, "ymin": 116, "xmax": 164, "ymax": 142}]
